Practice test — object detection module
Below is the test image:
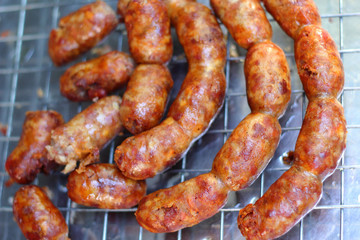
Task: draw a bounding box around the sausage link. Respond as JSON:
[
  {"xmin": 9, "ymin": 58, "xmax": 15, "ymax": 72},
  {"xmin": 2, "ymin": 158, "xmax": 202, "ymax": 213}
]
[
  {"xmin": 294, "ymin": 97, "xmax": 346, "ymax": 181},
  {"xmin": 13, "ymin": 185, "xmax": 69, "ymax": 240},
  {"xmin": 60, "ymin": 51, "xmax": 134, "ymax": 101},
  {"xmin": 238, "ymin": 166, "xmax": 322, "ymax": 240},
  {"xmin": 115, "ymin": 117, "xmax": 191, "ymax": 180},
  {"xmin": 119, "ymin": 64, "xmax": 173, "ymax": 135},
  {"xmin": 125, "ymin": 0, "xmax": 173, "ymax": 64},
  {"xmin": 48, "ymin": 1, "xmax": 118, "ymax": 66},
  {"xmin": 262, "ymin": 0, "xmax": 321, "ymax": 39},
  {"xmin": 67, "ymin": 163, "xmax": 146, "ymax": 209},
  {"xmin": 5, "ymin": 111, "xmax": 64, "ymax": 184},
  {"xmin": 295, "ymin": 25, "xmax": 344, "ymax": 99},
  {"xmin": 135, "ymin": 172, "xmax": 229, "ymax": 233},
  {"xmin": 210, "ymin": 0, "xmax": 272, "ymax": 49},
  {"xmin": 245, "ymin": 41, "xmax": 291, "ymax": 118},
  {"xmin": 114, "ymin": 2, "xmax": 226, "ymax": 179},
  {"xmin": 46, "ymin": 96, "xmax": 123, "ymax": 174},
  {"xmin": 212, "ymin": 113, "xmax": 281, "ymax": 191}
]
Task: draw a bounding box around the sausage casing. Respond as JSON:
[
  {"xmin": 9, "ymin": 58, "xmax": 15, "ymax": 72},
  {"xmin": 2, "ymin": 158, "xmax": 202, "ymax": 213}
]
[
  {"xmin": 238, "ymin": 166, "xmax": 322, "ymax": 240},
  {"xmin": 245, "ymin": 41, "xmax": 291, "ymax": 118},
  {"xmin": 125, "ymin": 0, "xmax": 173, "ymax": 64},
  {"xmin": 210, "ymin": 0, "xmax": 272, "ymax": 49},
  {"xmin": 212, "ymin": 113, "xmax": 281, "ymax": 191},
  {"xmin": 119, "ymin": 64, "xmax": 173, "ymax": 135},
  {"xmin": 136, "ymin": 172, "xmax": 229, "ymax": 233},
  {"xmin": 5, "ymin": 111, "xmax": 64, "ymax": 184},
  {"xmin": 48, "ymin": 1, "xmax": 118, "ymax": 66},
  {"xmin": 295, "ymin": 25, "xmax": 344, "ymax": 99},
  {"xmin": 46, "ymin": 96, "xmax": 123, "ymax": 174},
  {"xmin": 13, "ymin": 185, "xmax": 69, "ymax": 240},
  {"xmin": 60, "ymin": 51, "xmax": 134, "ymax": 101},
  {"xmin": 67, "ymin": 163, "xmax": 146, "ymax": 209},
  {"xmin": 262, "ymin": 0, "xmax": 321, "ymax": 39}
]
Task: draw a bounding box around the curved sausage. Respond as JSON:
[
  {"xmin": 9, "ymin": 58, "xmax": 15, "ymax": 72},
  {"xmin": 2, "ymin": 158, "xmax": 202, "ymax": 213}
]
[
  {"xmin": 119, "ymin": 64, "xmax": 173, "ymax": 135},
  {"xmin": 135, "ymin": 172, "xmax": 229, "ymax": 233},
  {"xmin": 245, "ymin": 40, "xmax": 291, "ymax": 118},
  {"xmin": 60, "ymin": 51, "xmax": 134, "ymax": 101},
  {"xmin": 238, "ymin": 166, "xmax": 323, "ymax": 240},
  {"xmin": 262, "ymin": 0, "xmax": 321, "ymax": 39},
  {"xmin": 125, "ymin": 0, "xmax": 173, "ymax": 64},
  {"xmin": 46, "ymin": 96, "xmax": 123, "ymax": 174},
  {"xmin": 210, "ymin": 0, "xmax": 272, "ymax": 49},
  {"xmin": 13, "ymin": 185, "xmax": 69, "ymax": 240},
  {"xmin": 67, "ymin": 163, "xmax": 146, "ymax": 209},
  {"xmin": 295, "ymin": 25, "xmax": 344, "ymax": 100},
  {"xmin": 5, "ymin": 111, "xmax": 64, "ymax": 184},
  {"xmin": 49, "ymin": 1, "xmax": 118, "ymax": 66},
  {"xmin": 114, "ymin": 2, "xmax": 226, "ymax": 180}
]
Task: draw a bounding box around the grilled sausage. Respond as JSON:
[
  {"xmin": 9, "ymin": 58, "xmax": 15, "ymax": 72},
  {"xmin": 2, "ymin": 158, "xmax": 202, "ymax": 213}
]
[
  {"xmin": 5, "ymin": 111, "xmax": 64, "ymax": 184},
  {"xmin": 60, "ymin": 51, "xmax": 134, "ymax": 101},
  {"xmin": 46, "ymin": 96, "xmax": 123, "ymax": 174},
  {"xmin": 119, "ymin": 64, "xmax": 173, "ymax": 135},
  {"xmin": 114, "ymin": 2, "xmax": 226, "ymax": 180},
  {"xmin": 67, "ymin": 163, "xmax": 146, "ymax": 209},
  {"xmin": 135, "ymin": 172, "xmax": 229, "ymax": 233},
  {"xmin": 125, "ymin": 0, "xmax": 173, "ymax": 64},
  {"xmin": 13, "ymin": 185, "xmax": 69, "ymax": 240},
  {"xmin": 48, "ymin": 1, "xmax": 118, "ymax": 66},
  {"xmin": 262, "ymin": 0, "xmax": 321, "ymax": 39},
  {"xmin": 210, "ymin": 0, "xmax": 272, "ymax": 49}
]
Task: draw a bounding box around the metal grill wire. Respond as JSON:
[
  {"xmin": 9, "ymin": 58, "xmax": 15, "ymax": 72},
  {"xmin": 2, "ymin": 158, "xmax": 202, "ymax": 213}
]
[{"xmin": 0, "ymin": 0, "xmax": 360, "ymax": 239}]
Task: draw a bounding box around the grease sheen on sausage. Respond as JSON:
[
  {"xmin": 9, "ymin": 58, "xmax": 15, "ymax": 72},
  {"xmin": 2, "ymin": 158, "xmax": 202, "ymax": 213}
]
[
  {"xmin": 262, "ymin": 0, "xmax": 321, "ymax": 39},
  {"xmin": 13, "ymin": 185, "xmax": 69, "ymax": 240},
  {"xmin": 48, "ymin": 1, "xmax": 118, "ymax": 66},
  {"xmin": 46, "ymin": 96, "xmax": 123, "ymax": 174},
  {"xmin": 67, "ymin": 163, "xmax": 146, "ymax": 209},
  {"xmin": 211, "ymin": 0, "xmax": 272, "ymax": 49},
  {"xmin": 125, "ymin": 0, "xmax": 173, "ymax": 64},
  {"xmin": 5, "ymin": 111, "xmax": 64, "ymax": 184},
  {"xmin": 60, "ymin": 51, "xmax": 134, "ymax": 101},
  {"xmin": 119, "ymin": 64, "xmax": 173, "ymax": 135},
  {"xmin": 135, "ymin": 172, "xmax": 229, "ymax": 233}
]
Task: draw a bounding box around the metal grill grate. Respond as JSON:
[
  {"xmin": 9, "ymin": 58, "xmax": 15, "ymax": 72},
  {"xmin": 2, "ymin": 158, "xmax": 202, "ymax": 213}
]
[{"xmin": 1, "ymin": 0, "xmax": 360, "ymax": 239}]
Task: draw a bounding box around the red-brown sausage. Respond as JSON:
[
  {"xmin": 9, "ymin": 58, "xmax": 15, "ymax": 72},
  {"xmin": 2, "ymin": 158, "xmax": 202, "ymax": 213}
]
[
  {"xmin": 125, "ymin": 0, "xmax": 173, "ymax": 64},
  {"xmin": 238, "ymin": 166, "xmax": 323, "ymax": 240},
  {"xmin": 262, "ymin": 0, "xmax": 321, "ymax": 39},
  {"xmin": 245, "ymin": 40, "xmax": 291, "ymax": 118},
  {"xmin": 48, "ymin": 1, "xmax": 118, "ymax": 66},
  {"xmin": 67, "ymin": 163, "xmax": 146, "ymax": 209},
  {"xmin": 46, "ymin": 96, "xmax": 123, "ymax": 174},
  {"xmin": 119, "ymin": 64, "xmax": 173, "ymax": 135},
  {"xmin": 135, "ymin": 172, "xmax": 229, "ymax": 233},
  {"xmin": 114, "ymin": 2, "xmax": 226, "ymax": 180},
  {"xmin": 295, "ymin": 25, "xmax": 344, "ymax": 100},
  {"xmin": 210, "ymin": 0, "xmax": 272, "ymax": 49},
  {"xmin": 5, "ymin": 111, "xmax": 64, "ymax": 184},
  {"xmin": 13, "ymin": 185, "xmax": 69, "ymax": 240},
  {"xmin": 60, "ymin": 51, "xmax": 134, "ymax": 101}
]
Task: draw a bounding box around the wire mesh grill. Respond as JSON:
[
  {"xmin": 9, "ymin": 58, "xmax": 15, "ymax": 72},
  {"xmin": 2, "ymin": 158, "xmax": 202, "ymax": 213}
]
[{"xmin": 1, "ymin": 0, "xmax": 360, "ymax": 239}]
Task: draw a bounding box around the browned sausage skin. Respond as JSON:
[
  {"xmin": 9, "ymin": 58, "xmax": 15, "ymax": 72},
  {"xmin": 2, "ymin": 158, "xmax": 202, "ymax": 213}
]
[
  {"xmin": 125, "ymin": 0, "xmax": 173, "ymax": 64},
  {"xmin": 114, "ymin": 1, "xmax": 226, "ymax": 180},
  {"xmin": 60, "ymin": 51, "xmax": 134, "ymax": 101},
  {"xmin": 211, "ymin": 0, "xmax": 272, "ymax": 49},
  {"xmin": 48, "ymin": 1, "xmax": 118, "ymax": 66},
  {"xmin": 67, "ymin": 163, "xmax": 146, "ymax": 209},
  {"xmin": 46, "ymin": 96, "xmax": 123, "ymax": 174},
  {"xmin": 13, "ymin": 185, "xmax": 69, "ymax": 240},
  {"xmin": 5, "ymin": 111, "xmax": 64, "ymax": 184},
  {"xmin": 262, "ymin": 0, "xmax": 321, "ymax": 39},
  {"xmin": 119, "ymin": 64, "xmax": 173, "ymax": 135}
]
